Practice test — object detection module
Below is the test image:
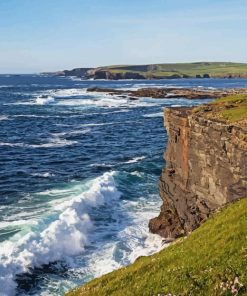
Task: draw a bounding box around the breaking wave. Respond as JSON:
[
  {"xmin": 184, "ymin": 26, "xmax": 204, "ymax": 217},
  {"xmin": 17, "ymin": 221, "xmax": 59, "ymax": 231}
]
[{"xmin": 0, "ymin": 171, "xmax": 121, "ymax": 296}]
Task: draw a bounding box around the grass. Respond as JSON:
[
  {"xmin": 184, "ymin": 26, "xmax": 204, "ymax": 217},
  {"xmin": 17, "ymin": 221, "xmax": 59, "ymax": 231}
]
[
  {"xmin": 101, "ymin": 62, "xmax": 247, "ymax": 78},
  {"xmin": 221, "ymin": 107, "xmax": 247, "ymax": 123},
  {"xmin": 193, "ymin": 94, "xmax": 247, "ymax": 125},
  {"xmin": 66, "ymin": 198, "xmax": 247, "ymax": 296}
]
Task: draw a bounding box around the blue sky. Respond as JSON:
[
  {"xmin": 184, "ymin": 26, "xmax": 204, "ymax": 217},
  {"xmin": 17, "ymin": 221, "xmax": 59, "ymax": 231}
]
[{"xmin": 0, "ymin": 0, "xmax": 247, "ymax": 73}]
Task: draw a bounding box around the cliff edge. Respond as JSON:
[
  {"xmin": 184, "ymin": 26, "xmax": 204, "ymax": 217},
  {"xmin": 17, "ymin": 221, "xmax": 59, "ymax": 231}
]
[{"xmin": 149, "ymin": 94, "xmax": 247, "ymax": 238}]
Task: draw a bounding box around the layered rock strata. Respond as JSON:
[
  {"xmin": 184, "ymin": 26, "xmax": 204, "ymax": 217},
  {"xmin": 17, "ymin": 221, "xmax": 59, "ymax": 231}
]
[{"xmin": 149, "ymin": 107, "xmax": 247, "ymax": 238}]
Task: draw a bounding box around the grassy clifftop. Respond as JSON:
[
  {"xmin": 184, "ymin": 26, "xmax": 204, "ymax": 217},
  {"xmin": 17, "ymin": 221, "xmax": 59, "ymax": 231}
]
[
  {"xmin": 193, "ymin": 94, "xmax": 247, "ymax": 127},
  {"xmin": 67, "ymin": 198, "xmax": 247, "ymax": 296},
  {"xmin": 102, "ymin": 62, "xmax": 247, "ymax": 78}
]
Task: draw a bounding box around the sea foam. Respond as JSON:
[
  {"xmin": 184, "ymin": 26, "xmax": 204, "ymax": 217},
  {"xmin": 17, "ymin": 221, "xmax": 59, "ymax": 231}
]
[
  {"xmin": 35, "ymin": 96, "xmax": 55, "ymax": 105},
  {"xmin": 122, "ymin": 156, "xmax": 146, "ymax": 164},
  {"xmin": 0, "ymin": 171, "xmax": 121, "ymax": 296},
  {"xmin": 0, "ymin": 115, "xmax": 9, "ymax": 121},
  {"xmin": 143, "ymin": 112, "xmax": 164, "ymax": 118}
]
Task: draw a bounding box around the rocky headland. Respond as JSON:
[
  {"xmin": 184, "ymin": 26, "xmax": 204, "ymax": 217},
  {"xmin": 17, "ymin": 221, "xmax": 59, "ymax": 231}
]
[{"xmin": 149, "ymin": 95, "xmax": 247, "ymax": 238}]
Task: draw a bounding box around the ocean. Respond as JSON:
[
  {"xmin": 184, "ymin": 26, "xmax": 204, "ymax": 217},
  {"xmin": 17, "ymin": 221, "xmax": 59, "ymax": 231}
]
[{"xmin": 0, "ymin": 75, "xmax": 246, "ymax": 296}]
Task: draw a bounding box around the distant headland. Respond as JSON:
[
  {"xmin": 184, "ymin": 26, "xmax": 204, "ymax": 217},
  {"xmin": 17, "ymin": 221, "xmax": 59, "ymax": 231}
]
[{"xmin": 43, "ymin": 62, "xmax": 247, "ymax": 80}]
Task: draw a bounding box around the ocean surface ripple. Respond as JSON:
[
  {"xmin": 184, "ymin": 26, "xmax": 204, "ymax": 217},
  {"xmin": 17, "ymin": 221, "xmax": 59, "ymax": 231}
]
[{"xmin": 0, "ymin": 75, "xmax": 246, "ymax": 296}]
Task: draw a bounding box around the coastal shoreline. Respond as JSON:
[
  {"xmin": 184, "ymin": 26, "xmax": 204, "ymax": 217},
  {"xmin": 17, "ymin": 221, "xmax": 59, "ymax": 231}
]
[
  {"xmin": 65, "ymin": 93, "xmax": 247, "ymax": 295},
  {"xmin": 86, "ymin": 86, "xmax": 247, "ymax": 100}
]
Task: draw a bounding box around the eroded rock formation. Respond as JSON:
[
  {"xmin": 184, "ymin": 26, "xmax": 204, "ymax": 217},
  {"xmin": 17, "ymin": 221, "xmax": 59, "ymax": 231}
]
[{"xmin": 149, "ymin": 107, "xmax": 247, "ymax": 238}]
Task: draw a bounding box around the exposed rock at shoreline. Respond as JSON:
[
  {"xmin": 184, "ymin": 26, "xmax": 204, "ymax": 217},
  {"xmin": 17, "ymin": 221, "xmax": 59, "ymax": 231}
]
[
  {"xmin": 87, "ymin": 86, "xmax": 247, "ymax": 100},
  {"xmin": 149, "ymin": 97, "xmax": 247, "ymax": 238}
]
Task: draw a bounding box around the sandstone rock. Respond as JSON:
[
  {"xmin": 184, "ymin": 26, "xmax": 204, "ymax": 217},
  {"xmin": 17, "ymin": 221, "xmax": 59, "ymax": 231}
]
[{"xmin": 149, "ymin": 107, "xmax": 247, "ymax": 238}]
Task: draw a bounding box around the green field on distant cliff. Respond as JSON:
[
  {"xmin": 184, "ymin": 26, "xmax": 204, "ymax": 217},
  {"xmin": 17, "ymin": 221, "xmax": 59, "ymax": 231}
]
[
  {"xmin": 67, "ymin": 198, "xmax": 247, "ymax": 296},
  {"xmin": 193, "ymin": 94, "xmax": 247, "ymax": 126},
  {"xmin": 103, "ymin": 62, "xmax": 247, "ymax": 78},
  {"xmin": 56, "ymin": 62, "xmax": 247, "ymax": 79}
]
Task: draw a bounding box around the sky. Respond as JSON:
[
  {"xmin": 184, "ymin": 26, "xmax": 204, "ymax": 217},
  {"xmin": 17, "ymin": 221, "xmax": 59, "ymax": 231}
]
[{"xmin": 0, "ymin": 0, "xmax": 247, "ymax": 73}]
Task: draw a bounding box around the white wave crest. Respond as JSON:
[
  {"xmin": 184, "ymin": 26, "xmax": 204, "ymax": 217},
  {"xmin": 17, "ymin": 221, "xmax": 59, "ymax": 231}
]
[
  {"xmin": 90, "ymin": 156, "xmax": 146, "ymax": 167},
  {"xmin": 0, "ymin": 171, "xmax": 121, "ymax": 296},
  {"xmin": 30, "ymin": 172, "xmax": 55, "ymax": 178},
  {"xmin": 57, "ymin": 97, "xmax": 128, "ymax": 108},
  {"xmin": 35, "ymin": 96, "xmax": 55, "ymax": 105},
  {"xmin": 143, "ymin": 112, "xmax": 164, "ymax": 118},
  {"xmin": 47, "ymin": 88, "xmax": 87, "ymax": 97},
  {"xmin": 0, "ymin": 135, "xmax": 77, "ymax": 148},
  {"xmin": 122, "ymin": 156, "xmax": 146, "ymax": 164},
  {"xmin": 130, "ymin": 171, "xmax": 144, "ymax": 177},
  {"xmin": 0, "ymin": 85, "xmax": 14, "ymax": 88},
  {"xmin": 0, "ymin": 115, "xmax": 9, "ymax": 121}
]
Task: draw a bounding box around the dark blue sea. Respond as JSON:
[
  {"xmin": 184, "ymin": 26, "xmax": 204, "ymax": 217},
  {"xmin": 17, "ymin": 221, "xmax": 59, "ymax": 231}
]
[{"xmin": 0, "ymin": 75, "xmax": 246, "ymax": 296}]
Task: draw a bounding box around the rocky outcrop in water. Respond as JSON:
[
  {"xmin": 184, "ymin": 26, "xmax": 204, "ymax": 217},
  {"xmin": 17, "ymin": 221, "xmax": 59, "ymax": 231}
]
[
  {"xmin": 87, "ymin": 87, "xmax": 247, "ymax": 100},
  {"xmin": 149, "ymin": 106, "xmax": 247, "ymax": 238}
]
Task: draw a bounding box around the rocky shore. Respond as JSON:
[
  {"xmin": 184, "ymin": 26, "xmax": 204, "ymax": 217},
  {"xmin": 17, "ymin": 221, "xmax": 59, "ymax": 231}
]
[
  {"xmin": 87, "ymin": 86, "xmax": 247, "ymax": 100},
  {"xmin": 149, "ymin": 95, "xmax": 247, "ymax": 238}
]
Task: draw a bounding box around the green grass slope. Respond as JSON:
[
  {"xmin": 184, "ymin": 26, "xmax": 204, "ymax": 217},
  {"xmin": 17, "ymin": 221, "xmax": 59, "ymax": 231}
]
[
  {"xmin": 67, "ymin": 198, "xmax": 247, "ymax": 296},
  {"xmin": 102, "ymin": 62, "xmax": 247, "ymax": 78},
  {"xmin": 193, "ymin": 94, "xmax": 247, "ymax": 127},
  {"xmin": 214, "ymin": 94, "xmax": 247, "ymax": 123}
]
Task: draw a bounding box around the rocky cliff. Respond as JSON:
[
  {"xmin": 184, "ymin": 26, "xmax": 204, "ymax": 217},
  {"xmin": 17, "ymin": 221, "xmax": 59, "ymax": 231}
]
[
  {"xmin": 149, "ymin": 99, "xmax": 247, "ymax": 238},
  {"xmin": 85, "ymin": 68, "xmax": 146, "ymax": 80}
]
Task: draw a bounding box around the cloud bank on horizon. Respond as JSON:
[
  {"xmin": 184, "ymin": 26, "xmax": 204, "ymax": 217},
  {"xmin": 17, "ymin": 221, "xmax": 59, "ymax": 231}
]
[{"xmin": 0, "ymin": 0, "xmax": 246, "ymax": 73}]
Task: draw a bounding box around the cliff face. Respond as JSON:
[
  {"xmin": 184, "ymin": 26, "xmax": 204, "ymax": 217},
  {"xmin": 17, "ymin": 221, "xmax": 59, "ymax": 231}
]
[
  {"xmin": 149, "ymin": 107, "xmax": 247, "ymax": 238},
  {"xmin": 85, "ymin": 69, "xmax": 145, "ymax": 80}
]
